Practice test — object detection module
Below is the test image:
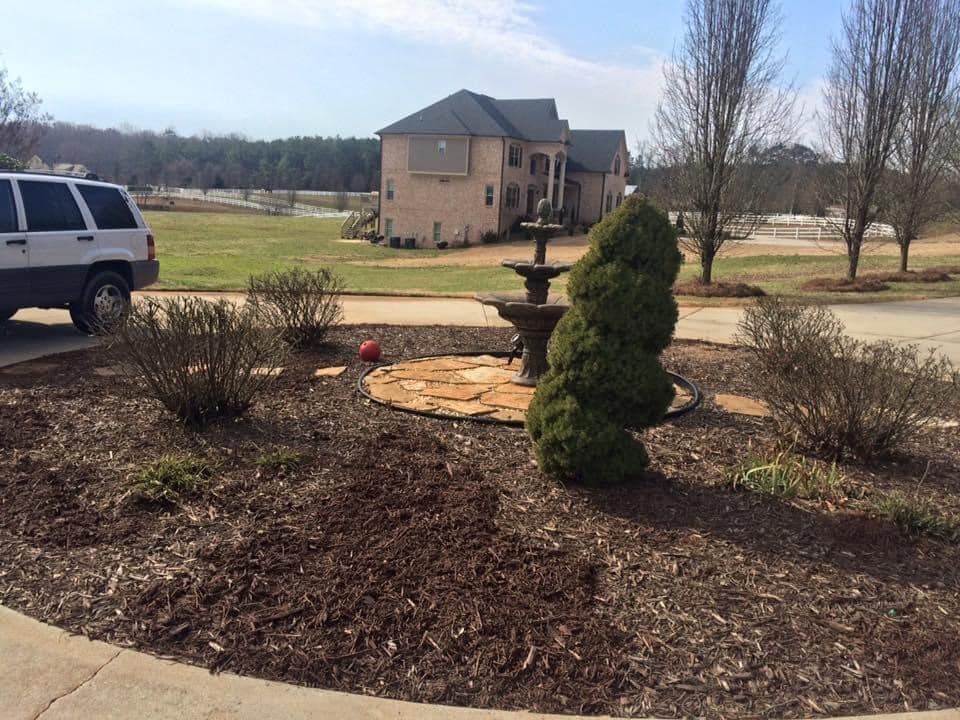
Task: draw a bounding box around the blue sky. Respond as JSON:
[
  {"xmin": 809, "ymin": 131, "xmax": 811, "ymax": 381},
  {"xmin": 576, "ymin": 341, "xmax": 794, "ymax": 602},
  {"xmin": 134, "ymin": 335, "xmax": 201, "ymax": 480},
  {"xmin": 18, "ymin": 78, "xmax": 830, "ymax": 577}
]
[{"xmin": 2, "ymin": 0, "xmax": 842, "ymax": 146}]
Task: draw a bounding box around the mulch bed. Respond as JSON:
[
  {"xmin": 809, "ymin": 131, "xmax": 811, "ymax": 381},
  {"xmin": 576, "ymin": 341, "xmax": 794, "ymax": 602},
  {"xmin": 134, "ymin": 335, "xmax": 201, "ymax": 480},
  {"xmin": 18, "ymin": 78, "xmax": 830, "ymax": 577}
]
[
  {"xmin": 674, "ymin": 280, "xmax": 767, "ymax": 298},
  {"xmin": 1, "ymin": 326, "xmax": 960, "ymax": 718},
  {"xmin": 861, "ymin": 270, "xmax": 954, "ymax": 284},
  {"xmin": 800, "ymin": 277, "xmax": 891, "ymax": 293}
]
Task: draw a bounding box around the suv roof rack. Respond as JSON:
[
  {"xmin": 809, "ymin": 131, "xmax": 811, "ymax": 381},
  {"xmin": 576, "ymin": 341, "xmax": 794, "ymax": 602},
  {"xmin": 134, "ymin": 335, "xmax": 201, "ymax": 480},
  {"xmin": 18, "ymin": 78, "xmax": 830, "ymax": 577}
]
[{"xmin": 3, "ymin": 168, "xmax": 102, "ymax": 182}]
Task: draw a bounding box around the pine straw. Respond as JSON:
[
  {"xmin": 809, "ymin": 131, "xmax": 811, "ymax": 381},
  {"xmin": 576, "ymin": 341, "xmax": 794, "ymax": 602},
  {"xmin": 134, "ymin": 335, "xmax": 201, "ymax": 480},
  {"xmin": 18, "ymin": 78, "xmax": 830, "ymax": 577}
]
[
  {"xmin": 800, "ymin": 277, "xmax": 890, "ymax": 293},
  {"xmin": 861, "ymin": 269, "xmax": 953, "ymax": 283},
  {"xmin": 1, "ymin": 328, "xmax": 959, "ymax": 718},
  {"xmin": 673, "ymin": 280, "xmax": 766, "ymax": 298}
]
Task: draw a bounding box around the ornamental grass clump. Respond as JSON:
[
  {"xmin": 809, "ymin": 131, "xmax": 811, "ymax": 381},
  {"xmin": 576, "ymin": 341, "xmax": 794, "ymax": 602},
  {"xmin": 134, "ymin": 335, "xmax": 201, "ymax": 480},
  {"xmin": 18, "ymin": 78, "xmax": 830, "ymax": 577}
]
[
  {"xmin": 247, "ymin": 267, "xmax": 344, "ymax": 349},
  {"xmin": 526, "ymin": 195, "xmax": 681, "ymax": 484},
  {"xmin": 109, "ymin": 296, "xmax": 288, "ymax": 428}
]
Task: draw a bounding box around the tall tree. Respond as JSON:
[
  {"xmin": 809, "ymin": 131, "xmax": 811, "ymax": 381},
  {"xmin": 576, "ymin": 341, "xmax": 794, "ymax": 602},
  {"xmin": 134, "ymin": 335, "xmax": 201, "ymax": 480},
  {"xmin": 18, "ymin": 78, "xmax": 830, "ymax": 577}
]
[
  {"xmin": 883, "ymin": 0, "xmax": 960, "ymax": 271},
  {"xmin": 821, "ymin": 0, "xmax": 918, "ymax": 280},
  {"xmin": 0, "ymin": 66, "xmax": 51, "ymax": 163},
  {"xmin": 653, "ymin": 0, "xmax": 794, "ymax": 284}
]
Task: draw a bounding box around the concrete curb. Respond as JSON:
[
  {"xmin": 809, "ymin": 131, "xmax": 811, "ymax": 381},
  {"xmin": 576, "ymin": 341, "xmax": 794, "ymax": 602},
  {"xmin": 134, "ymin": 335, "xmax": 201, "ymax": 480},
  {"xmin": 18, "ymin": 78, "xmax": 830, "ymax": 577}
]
[{"xmin": 3, "ymin": 607, "xmax": 957, "ymax": 720}]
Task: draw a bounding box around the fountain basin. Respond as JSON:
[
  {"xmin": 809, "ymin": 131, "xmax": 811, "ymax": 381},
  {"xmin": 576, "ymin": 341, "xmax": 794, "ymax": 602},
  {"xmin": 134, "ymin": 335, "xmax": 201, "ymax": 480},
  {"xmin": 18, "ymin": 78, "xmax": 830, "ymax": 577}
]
[{"xmin": 478, "ymin": 292, "xmax": 569, "ymax": 386}]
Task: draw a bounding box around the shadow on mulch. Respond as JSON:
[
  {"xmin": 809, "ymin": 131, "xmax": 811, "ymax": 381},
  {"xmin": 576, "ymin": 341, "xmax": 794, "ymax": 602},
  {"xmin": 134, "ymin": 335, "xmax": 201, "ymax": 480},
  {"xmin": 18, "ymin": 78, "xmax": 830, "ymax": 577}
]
[{"xmin": 580, "ymin": 470, "xmax": 951, "ymax": 587}]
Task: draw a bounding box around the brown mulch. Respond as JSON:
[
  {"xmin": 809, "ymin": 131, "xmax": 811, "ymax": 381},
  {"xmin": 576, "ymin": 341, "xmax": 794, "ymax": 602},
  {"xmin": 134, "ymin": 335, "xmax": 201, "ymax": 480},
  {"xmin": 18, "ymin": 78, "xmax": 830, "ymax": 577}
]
[
  {"xmin": 2, "ymin": 327, "xmax": 960, "ymax": 718},
  {"xmin": 800, "ymin": 277, "xmax": 891, "ymax": 293},
  {"xmin": 673, "ymin": 280, "xmax": 766, "ymax": 298},
  {"xmin": 861, "ymin": 269, "xmax": 954, "ymax": 283}
]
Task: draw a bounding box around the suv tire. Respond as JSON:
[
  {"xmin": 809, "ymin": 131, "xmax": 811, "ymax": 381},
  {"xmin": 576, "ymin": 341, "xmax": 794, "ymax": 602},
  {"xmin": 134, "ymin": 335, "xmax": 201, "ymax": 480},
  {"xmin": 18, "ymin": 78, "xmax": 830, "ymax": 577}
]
[
  {"xmin": 0, "ymin": 308, "xmax": 16, "ymax": 324},
  {"xmin": 70, "ymin": 271, "xmax": 130, "ymax": 334}
]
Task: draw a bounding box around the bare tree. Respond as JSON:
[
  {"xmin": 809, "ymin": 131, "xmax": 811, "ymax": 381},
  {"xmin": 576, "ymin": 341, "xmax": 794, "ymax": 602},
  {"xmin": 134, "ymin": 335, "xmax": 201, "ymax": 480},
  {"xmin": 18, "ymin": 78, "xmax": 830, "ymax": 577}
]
[
  {"xmin": 821, "ymin": 0, "xmax": 919, "ymax": 280},
  {"xmin": 653, "ymin": 0, "xmax": 795, "ymax": 284},
  {"xmin": 0, "ymin": 66, "xmax": 52, "ymax": 161},
  {"xmin": 882, "ymin": 0, "xmax": 960, "ymax": 271}
]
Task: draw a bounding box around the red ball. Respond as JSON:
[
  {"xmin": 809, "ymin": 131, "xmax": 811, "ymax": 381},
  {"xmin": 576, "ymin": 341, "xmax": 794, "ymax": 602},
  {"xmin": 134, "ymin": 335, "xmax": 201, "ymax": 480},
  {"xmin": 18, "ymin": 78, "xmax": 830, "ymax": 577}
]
[{"xmin": 359, "ymin": 339, "xmax": 381, "ymax": 362}]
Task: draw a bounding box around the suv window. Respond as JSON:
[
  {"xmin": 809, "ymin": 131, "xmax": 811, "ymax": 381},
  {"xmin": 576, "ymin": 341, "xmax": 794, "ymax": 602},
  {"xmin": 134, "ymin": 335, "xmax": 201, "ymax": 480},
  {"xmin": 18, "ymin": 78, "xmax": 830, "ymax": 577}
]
[
  {"xmin": 77, "ymin": 185, "xmax": 138, "ymax": 229},
  {"xmin": 19, "ymin": 180, "xmax": 87, "ymax": 232},
  {"xmin": 0, "ymin": 180, "xmax": 17, "ymax": 233}
]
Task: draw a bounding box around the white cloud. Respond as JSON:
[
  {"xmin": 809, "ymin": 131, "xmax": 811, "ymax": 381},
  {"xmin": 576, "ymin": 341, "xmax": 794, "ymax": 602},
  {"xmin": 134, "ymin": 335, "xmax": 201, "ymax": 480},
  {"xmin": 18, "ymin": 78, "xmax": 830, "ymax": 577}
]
[{"xmin": 174, "ymin": 0, "xmax": 666, "ymax": 142}]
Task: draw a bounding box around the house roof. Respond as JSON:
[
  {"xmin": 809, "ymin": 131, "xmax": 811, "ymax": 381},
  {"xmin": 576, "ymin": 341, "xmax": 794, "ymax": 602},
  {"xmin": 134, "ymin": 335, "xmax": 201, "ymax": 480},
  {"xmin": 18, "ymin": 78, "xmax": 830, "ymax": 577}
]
[
  {"xmin": 566, "ymin": 130, "xmax": 626, "ymax": 173},
  {"xmin": 377, "ymin": 89, "xmax": 569, "ymax": 142}
]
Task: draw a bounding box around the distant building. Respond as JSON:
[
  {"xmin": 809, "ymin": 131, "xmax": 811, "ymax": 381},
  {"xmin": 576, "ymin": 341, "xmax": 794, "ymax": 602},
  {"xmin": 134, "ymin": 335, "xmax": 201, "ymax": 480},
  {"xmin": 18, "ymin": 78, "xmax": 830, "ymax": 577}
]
[
  {"xmin": 25, "ymin": 155, "xmax": 91, "ymax": 177},
  {"xmin": 376, "ymin": 90, "xmax": 628, "ymax": 247}
]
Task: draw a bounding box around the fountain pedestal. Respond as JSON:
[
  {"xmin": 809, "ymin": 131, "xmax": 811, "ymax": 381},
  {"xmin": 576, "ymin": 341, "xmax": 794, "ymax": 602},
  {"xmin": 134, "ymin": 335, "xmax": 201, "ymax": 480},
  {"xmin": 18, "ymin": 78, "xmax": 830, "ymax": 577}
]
[{"xmin": 477, "ymin": 199, "xmax": 571, "ymax": 386}]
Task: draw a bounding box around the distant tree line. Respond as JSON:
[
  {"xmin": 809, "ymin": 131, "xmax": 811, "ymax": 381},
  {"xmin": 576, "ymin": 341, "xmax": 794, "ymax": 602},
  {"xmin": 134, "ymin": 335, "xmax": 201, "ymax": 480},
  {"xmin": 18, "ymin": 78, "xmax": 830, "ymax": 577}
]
[{"xmin": 35, "ymin": 122, "xmax": 381, "ymax": 191}]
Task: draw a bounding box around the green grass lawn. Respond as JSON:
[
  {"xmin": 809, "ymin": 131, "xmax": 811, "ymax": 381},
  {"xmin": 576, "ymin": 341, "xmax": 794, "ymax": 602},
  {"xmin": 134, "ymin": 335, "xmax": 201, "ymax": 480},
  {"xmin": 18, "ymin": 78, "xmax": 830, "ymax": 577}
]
[{"xmin": 148, "ymin": 211, "xmax": 960, "ymax": 301}]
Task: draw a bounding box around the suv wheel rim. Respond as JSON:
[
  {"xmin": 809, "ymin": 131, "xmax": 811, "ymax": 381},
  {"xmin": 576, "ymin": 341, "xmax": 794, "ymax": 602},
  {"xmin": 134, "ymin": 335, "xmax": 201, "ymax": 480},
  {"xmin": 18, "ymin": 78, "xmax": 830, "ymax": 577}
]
[{"xmin": 93, "ymin": 284, "xmax": 125, "ymax": 321}]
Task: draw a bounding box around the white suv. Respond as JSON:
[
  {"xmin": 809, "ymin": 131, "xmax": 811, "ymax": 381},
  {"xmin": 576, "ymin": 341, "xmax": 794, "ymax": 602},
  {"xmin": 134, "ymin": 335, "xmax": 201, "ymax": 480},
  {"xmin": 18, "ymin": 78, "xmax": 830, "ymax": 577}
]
[{"xmin": 0, "ymin": 171, "xmax": 158, "ymax": 332}]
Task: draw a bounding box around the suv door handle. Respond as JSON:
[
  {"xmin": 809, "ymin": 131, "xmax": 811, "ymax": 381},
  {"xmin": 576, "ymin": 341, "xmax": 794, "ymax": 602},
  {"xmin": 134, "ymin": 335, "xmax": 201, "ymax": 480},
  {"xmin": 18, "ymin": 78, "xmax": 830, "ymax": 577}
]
[
  {"xmin": 5, "ymin": 239, "xmax": 26, "ymax": 246},
  {"xmin": 77, "ymin": 235, "xmax": 95, "ymax": 242}
]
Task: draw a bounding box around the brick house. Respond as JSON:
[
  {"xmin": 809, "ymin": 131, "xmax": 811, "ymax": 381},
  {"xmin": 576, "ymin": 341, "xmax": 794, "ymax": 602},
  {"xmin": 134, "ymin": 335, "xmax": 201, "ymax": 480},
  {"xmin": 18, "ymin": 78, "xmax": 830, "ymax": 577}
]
[{"xmin": 376, "ymin": 90, "xmax": 628, "ymax": 247}]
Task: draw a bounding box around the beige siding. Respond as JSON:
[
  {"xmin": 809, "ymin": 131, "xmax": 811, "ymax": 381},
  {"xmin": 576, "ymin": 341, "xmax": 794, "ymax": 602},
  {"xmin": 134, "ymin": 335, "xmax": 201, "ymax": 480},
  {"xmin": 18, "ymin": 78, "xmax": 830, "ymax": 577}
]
[{"xmin": 407, "ymin": 136, "xmax": 470, "ymax": 175}]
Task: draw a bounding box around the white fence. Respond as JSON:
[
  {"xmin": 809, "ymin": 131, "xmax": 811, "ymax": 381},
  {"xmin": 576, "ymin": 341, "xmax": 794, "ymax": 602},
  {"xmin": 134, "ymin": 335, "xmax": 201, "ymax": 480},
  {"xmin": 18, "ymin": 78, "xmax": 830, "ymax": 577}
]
[
  {"xmin": 667, "ymin": 212, "xmax": 895, "ymax": 241},
  {"xmin": 135, "ymin": 188, "xmax": 354, "ymax": 218}
]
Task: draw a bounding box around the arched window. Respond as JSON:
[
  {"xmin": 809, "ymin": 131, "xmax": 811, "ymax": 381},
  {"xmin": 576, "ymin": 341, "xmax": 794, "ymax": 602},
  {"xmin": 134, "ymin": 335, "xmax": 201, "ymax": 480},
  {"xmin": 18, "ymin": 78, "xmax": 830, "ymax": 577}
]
[
  {"xmin": 616, "ymin": 192, "xmax": 623, "ymax": 208},
  {"xmin": 613, "ymin": 155, "xmax": 621, "ymax": 175},
  {"xmin": 605, "ymin": 191, "xmax": 613, "ymax": 213}
]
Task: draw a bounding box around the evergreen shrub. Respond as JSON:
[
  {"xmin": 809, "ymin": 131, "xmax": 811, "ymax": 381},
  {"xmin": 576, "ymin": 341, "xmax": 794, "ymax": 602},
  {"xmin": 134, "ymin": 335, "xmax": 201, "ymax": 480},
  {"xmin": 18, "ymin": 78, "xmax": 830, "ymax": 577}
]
[{"xmin": 526, "ymin": 195, "xmax": 681, "ymax": 484}]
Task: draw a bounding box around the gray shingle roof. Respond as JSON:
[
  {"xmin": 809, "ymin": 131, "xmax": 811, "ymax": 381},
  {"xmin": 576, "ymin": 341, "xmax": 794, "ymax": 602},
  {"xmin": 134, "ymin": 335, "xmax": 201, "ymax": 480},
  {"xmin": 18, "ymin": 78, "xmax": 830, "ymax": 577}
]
[
  {"xmin": 377, "ymin": 90, "xmax": 569, "ymax": 142},
  {"xmin": 567, "ymin": 130, "xmax": 626, "ymax": 173}
]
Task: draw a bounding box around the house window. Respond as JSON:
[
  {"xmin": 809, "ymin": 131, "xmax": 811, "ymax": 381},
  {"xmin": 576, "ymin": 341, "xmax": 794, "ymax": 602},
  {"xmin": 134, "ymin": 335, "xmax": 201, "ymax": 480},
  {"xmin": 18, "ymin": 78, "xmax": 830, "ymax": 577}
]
[
  {"xmin": 508, "ymin": 143, "xmax": 523, "ymax": 168},
  {"xmin": 438, "ymin": 140, "xmax": 446, "ymax": 156},
  {"xmin": 614, "ymin": 155, "xmax": 621, "ymax": 175},
  {"xmin": 606, "ymin": 191, "xmax": 613, "ymax": 213},
  {"xmin": 530, "ymin": 157, "xmax": 536, "ymax": 175},
  {"xmin": 544, "ymin": 157, "xmax": 550, "ymax": 173},
  {"xmin": 433, "ymin": 222, "xmax": 442, "ymax": 244},
  {"xmin": 616, "ymin": 192, "xmax": 623, "ymax": 208},
  {"xmin": 485, "ymin": 185, "xmax": 495, "ymax": 207},
  {"xmin": 384, "ymin": 218, "xmax": 394, "ymax": 238},
  {"xmin": 505, "ymin": 183, "xmax": 520, "ymax": 209},
  {"xmin": 386, "ymin": 179, "xmax": 395, "ymax": 200}
]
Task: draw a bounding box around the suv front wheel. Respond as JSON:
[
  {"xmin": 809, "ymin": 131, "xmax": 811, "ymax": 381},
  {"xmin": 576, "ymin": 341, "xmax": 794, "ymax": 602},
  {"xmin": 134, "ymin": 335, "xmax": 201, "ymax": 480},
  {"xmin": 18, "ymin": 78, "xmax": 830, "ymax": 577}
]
[{"xmin": 70, "ymin": 271, "xmax": 131, "ymax": 334}]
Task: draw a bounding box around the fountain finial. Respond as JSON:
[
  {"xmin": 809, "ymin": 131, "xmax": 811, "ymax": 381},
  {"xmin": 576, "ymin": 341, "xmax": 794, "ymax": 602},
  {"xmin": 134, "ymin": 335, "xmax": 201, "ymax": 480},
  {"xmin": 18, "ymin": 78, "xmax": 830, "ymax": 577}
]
[{"xmin": 536, "ymin": 198, "xmax": 552, "ymax": 224}]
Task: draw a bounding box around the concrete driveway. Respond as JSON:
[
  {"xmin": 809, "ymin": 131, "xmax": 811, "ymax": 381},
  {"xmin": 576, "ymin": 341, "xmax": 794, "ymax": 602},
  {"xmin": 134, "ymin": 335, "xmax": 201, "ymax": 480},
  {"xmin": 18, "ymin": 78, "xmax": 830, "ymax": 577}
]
[{"xmin": 2, "ymin": 296, "xmax": 959, "ymax": 369}]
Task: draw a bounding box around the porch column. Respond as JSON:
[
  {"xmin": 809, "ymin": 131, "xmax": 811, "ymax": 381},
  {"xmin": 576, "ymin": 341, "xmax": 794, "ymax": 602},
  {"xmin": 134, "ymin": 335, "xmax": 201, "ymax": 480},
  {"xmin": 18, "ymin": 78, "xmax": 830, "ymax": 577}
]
[
  {"xmin": 546, "ymin": 156, "xmax": 555, "ymax": 213},
  {"xmin": 556, "ymin": 157, "xmax": 566, "ymax": 212}
]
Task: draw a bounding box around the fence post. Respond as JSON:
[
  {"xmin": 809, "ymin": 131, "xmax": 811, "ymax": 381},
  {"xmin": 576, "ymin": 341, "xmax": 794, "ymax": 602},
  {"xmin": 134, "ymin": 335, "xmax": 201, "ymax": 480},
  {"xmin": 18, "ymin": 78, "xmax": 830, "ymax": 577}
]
[
  {"xmin": 773, "ymin": 226, "xmax": 777, "ymax": 239},
  {"xmin": 817, "ymin": 227, "xmax": 821, "ymax": 242}
]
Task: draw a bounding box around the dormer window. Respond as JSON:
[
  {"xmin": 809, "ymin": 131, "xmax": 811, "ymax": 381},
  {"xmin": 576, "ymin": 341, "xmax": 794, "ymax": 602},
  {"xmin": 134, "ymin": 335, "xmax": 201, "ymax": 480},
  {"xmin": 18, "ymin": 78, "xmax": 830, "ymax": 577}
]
[
  {"xmin": 508, "ymin": 144, "xmax": 523, "ymax": 168},
  {"xmin": 437, "ymin": 140, "xmax": 446, "ymax": 156}
]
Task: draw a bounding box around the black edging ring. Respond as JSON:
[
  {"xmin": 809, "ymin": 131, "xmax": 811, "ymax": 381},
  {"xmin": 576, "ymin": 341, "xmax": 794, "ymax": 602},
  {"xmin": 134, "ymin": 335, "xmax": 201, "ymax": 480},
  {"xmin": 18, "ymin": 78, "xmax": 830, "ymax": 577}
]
[{"xmin": 357, "ymin": 351, "xmax": 702, "ymax": 428}]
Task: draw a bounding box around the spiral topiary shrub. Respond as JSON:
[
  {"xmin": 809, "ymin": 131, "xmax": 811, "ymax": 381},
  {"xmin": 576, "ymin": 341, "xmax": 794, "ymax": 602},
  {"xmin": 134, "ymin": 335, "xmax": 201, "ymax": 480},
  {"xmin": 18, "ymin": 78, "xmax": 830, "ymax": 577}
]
[{"xmin": 525, "ymin": 195, "xmax": 681, "ymax": 484}]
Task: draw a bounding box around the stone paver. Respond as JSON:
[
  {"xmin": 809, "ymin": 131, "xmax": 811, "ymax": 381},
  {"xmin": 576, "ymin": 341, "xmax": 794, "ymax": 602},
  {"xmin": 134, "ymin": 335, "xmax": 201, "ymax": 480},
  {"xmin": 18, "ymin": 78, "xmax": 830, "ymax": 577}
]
[
  {"xmin": 714, "ymin": 393, "xmax": 771, "ymax": 417},
  {"xmin": 313, "ymin": 366, "xmax": 347, "ymax": 378},
  {"xmin": 364, "ymin": 355, "xmax": 698, "ymax": 422}
]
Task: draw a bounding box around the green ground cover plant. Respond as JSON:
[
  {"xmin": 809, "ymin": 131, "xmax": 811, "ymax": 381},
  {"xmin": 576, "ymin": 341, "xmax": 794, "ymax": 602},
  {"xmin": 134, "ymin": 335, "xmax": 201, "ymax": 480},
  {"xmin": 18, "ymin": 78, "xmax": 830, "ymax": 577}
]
[{"xmin": 134, "ymin": 454, "xmax": 213, "ymax": 500}]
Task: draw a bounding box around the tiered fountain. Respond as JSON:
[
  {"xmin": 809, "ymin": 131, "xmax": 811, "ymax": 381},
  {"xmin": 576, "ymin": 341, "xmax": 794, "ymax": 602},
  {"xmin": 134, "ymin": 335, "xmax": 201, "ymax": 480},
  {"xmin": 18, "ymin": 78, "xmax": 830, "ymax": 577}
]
[{"xmin": 478, "ymin": 199, "xmax": 570, "ymax": 386}]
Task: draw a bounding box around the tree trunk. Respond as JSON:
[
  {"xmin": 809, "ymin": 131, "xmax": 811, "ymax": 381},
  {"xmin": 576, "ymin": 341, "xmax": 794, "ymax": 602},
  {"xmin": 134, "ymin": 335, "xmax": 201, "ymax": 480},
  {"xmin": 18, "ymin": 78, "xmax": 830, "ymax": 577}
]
[
  {"xmin": 846, "ymin": 243, "xmax": 861, "ymax": 281},
  {"xmin": 899, "ymin": 241, "xmax": 910, "ymax": 273},
  {"xmin": 701, "ymin": 254, "xmax": 714, "ymax": 284}
]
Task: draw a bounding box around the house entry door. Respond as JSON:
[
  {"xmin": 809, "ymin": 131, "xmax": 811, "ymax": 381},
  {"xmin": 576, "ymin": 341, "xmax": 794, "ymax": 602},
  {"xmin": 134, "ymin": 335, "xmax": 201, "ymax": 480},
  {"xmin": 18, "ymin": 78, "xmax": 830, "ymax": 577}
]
[{"xmin": 526, "ymin": 187, "xmax": 535, "ymax": 215}]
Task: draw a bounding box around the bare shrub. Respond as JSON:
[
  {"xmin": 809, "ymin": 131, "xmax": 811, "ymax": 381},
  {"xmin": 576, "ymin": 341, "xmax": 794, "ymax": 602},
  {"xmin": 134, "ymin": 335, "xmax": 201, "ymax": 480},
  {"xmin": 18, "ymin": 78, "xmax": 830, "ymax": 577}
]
[
  {"xmin": 247, "ymin": 267, "xmax": 344, "ymax": 349},
  {"xmin": 108, "ymin": 297, "xmax": 288, "ymax": 428},
  {"xmin": 737, "ymin": 297, "xmax": 958, "ymax": 458}
]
